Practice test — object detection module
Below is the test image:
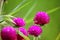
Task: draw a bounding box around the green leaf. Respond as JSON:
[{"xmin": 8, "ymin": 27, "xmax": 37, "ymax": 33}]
[
  {"xmin": 24, "ymin": 1, "xmax": 37, "ymax": 20},
  {"xmin": 26, "ymin": 17, "xmax": 33, "ymax": 24},
  {"xmin": 9, "ymin": 1, "xmax": 32, "ymax": 15},
  {"xmin": 47, "ymin": 7, "xmax": 60, "ymax": 14},
  {"xmin": 8, "ymin": 0, "xmax": 26, "ymax": 15},
  {"xmin": 56, "ymin": 33, "xmax": 60, "ymax": 40},
  {"xmin": 0, "ymin": 15, "xmax": 4, "ymax": 23},
  {"xmin": 0, "ymin": 0, "xmax": 4, "ymax": 14}
]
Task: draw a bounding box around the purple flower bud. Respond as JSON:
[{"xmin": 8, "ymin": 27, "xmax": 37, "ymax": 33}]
[
  {"xmin": 34, "ymin": 12, "xmax": 50, "ymax": 25},
  {"xmin": 17, "ymin": 27, "xmax": 28, "ymax": 40},
  {"xmin": 13, "ymin": 17, "xmax": 25, "ymax": 27},
  {"xmin": 28, "ymin": 25, "xmax": 42, "ymax": 37},
  {"xmin": 1, "ymin": 26, "xmax": 17, "ymax": 40}
]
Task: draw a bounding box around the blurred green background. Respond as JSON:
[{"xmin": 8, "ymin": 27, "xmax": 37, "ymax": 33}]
[{"xmin": 1, "ymin": 0, "xmax": 60, "ymax": 40}]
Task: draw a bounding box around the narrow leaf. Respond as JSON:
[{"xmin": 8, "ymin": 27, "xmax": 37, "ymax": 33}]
[
  {"xmin": 56, "ymin": 33, "xmax": 60, "ymax": 40},
  {"xmin": 0, "ymin": 0, "xmax": 4, "ymax": 15},
  {"xmin": 24, "ymin": 1, "xmax": 37, "ymax": 20},
  {"xmin": 47, "ymin": 7, "xmax": 60, "ymax": 14},
  {"xmin": 9, "ymin": 0, "xmax": 26, "ymax": 15},
  {"xmin": 9, "ymin": 1, "xmax": 32, "ymax": 15}
]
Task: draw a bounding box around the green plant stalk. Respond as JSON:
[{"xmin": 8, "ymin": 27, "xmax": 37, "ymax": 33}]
[
  {"xmin": 4, "ymin": 15, "xmax": 16, "ymax": 18},
  {"xmin": 33, "ymin": 36, "xmax": 38, "ymax": 40},
  {"xmin": 17, "ymin": 30, "xmax": 30, "ymax": 40},
  {"xmin": 33, "ymin": 36, "xmax": 35, "ymax": 40},
  {"xmin": 36, "ymin": 37, "xmax": 38, "ymax": 40}
]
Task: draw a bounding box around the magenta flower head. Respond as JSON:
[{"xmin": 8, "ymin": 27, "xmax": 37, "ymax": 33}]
[
  {"xmin": 34, "ymin": 12, "xmax": 50, "ymax": 25},
  {"xmin": 17, "ymin": 27, "xmax": 28, "ymax": 40},
  {"xmin": 28, "ymin": 25, "xmax": 42, "ymax": 37},
  {"xmin": 13, "ymin": 17, "xmax": 25, "ymax": 27},
  {"xmin": 1, "ymin": 26, "xmax": 17, "ymax": 40}
]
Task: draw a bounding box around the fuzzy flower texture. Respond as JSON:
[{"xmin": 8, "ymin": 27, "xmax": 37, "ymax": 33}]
[
  {"xmin": 1, "ymin": 26, "xmax": 17, "ymax": 40},
  {"xmin": 13, "ymin": 17, "xmax": 25, "ymax": 27},
  {"xmin": 28, "ymin": 25, "xmax": 42, "ymax": 37},
  {"xmin": 1, "ymin": 26, "xmax": 28, "ymax": 40},
  {"xmin": 34, "ymin": 12, "xmax": 50, "ymax": 25},
  {"xmin": 17, "ymin": 27, "xmax": 28, "ymax": 40}
]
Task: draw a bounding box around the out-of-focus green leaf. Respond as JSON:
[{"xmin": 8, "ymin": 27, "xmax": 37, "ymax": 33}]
[
  {"xmin": 0, "ymin": 0, "xmax": 4, "ymax": 14},
  {"xmin": 56, "ymin": 33, "xmax": 60, "ymax": 40},
  {"xmin": 8, "ymin": 0, "xmax": 26, "ymax": 15},
  {"xmin": 26, "ymin": 17, "xmax": 33, "ymax": 24},
  {"xmin": 9, "ymin": 1, "xmax": 32, "ymax": 15},
  {"xmin": 0, "ymin": 15, "xmax": 4, "ymax": 23},
  {"xmin": 24, "ymin": 1, "xmax": 37, "ymax": 20},
  {"xmin": 47, "ymin": 7, "xmax": 60, "ymax": 14}
]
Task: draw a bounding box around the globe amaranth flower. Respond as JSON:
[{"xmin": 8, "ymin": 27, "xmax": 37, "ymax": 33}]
[
  {"xmin": 28, "ymin": 25, "xmax": 42, "ymax": 37},
  {"xmin": 1, "ymin": 26, "xmax": 17, "ymax": 40},
  {"xmin": 34, "ymin": 12, "xmax": 50, "ymax": 25},
  {"xmin": 17, "ymin": 27, "xmax": 28, "ymax": 40},
  {"xmin": 13, "ymin": 17, "xmax": 25, "ymax": 27}
]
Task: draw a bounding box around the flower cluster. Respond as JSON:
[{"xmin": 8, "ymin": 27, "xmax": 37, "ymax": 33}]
[{"xmin": 1, "ymin": 11, "xmax": 50, "ymax": 40}]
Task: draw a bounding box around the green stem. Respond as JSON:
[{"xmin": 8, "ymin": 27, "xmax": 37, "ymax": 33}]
[
  {"xmin": 33, "ymin": 36, "xmax": 35, "ymax": 40},
  {"xmin": 17, "ymin": 30, "xmax": 30, "ymax": 40},
  {"xmin": 36, "ymin": 37, "xmax": 38, "ymax": 40},
  {"xmin": 33, "ymin": 37, "xmax": 38, "ymax": 40},
  {"xmin": 5, "ymin": 15, "xmax": 16, "ymax": 18}
]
